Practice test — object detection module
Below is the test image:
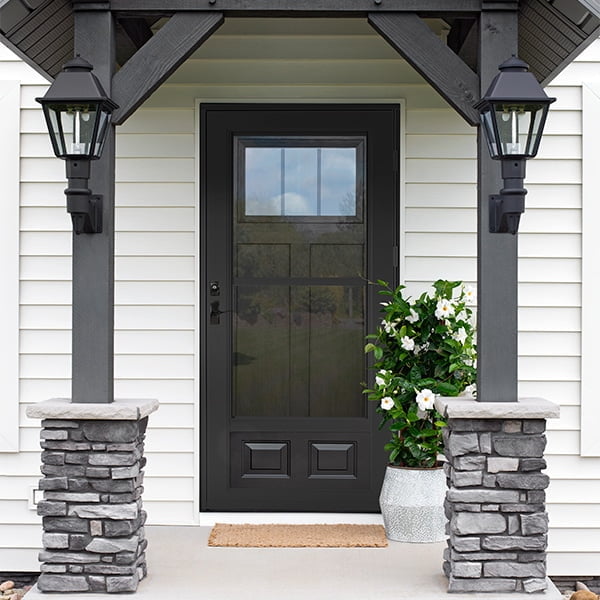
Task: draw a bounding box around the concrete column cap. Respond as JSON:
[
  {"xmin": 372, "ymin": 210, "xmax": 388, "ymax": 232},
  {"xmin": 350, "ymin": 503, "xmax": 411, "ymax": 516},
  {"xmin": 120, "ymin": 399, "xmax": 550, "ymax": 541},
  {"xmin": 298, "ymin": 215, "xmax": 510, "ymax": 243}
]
[
  {"xmin": 435, "ymin": 396, "xmax": 560, "ymax": 420},
  {"xmin": 26, "ymin": 398, "xmax": 159, "ymax": 420}
]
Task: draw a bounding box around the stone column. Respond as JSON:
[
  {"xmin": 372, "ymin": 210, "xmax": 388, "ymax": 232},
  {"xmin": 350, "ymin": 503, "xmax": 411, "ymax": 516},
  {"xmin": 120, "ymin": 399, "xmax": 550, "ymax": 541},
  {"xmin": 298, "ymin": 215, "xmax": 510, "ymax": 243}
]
[
  {"xmin": 26, "ymin": 398, "xmax": 158, "ymax": 594},
  {"xmin": 435, "ymin": 397, "xmax": 560, "ymax": 595}
]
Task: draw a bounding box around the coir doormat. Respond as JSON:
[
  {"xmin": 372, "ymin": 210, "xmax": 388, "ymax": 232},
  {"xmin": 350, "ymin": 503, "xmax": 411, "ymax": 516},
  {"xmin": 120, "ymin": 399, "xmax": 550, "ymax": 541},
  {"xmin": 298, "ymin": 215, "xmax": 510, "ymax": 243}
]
[{"xmin": 207, "ymin": 523, "xmax": 388, "ymax": 548}]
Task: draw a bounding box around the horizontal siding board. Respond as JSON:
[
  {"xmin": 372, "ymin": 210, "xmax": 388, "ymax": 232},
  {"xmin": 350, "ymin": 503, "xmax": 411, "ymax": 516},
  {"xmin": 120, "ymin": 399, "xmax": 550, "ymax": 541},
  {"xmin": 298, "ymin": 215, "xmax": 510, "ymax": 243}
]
[
  {"xmin": 405, "ymin": 135, "xmax": 580, "ymax": 161},
  {"xmin": 116, "ymin": 158, "xmax": 195, "ymax": 183},
  {"xmin": 519, "ymin": 209, "xmax": 581, "ymax": 234},
  {"xmin": 167, "ymin": 59, "xmax": 425, "ymax": 86},
  {"xmin": 523, "ymin": 184, "xmax": 581, "ymax": 209},
  {"xmin": 548, "ymin": 480, "xmax": 600, "ymax": 502},
  {"xmin": 548, "ymin": 504, "xmax": 600, "ymax": 527},
  {"xmin": 546, "ymin": 430, "xmax": 580, "ymax": 455},
  {"xmin": 114, "ymin": 331, "xmax": 195, "ymax": 355},
  {"xmin": 20, "ymin": 281, "xmax": 71, "ymax": 305},
  {"xmin": 406, "ymin": 159, "xmax": 476, "ymax": 183},
  {"xmin": 548, "ymin": 529, "xmax": 600, "ymax": 552},
  {"xmin": 518, "ymin": 234, "xmax": 581, "ymax": 258},
  {"xmin": 115, "ymin": 282, "xmax": 196, "ymax": 305},
  {"xmin": 193, "ymin": 35, "xmax": 401, "ymax": 60},
  {"xmin": 405, "ymin": 208, "xmax": 476, "ymax": 233},
  {"xmin": 116, "ymin": 134, "xmax": 195, "ymax": 158},
  {"xmin": 0, "ymin": 548, "xmax": 39, "ymax": 571},
  {"xmin": 518, "ymin": 258, "xmax": 581, "ymax": 283},
  {"xmin": 147, "ymin": 84, "xmax": 445, "ymax": 109},
  {"xmin": 526, "ymin": 159, "xmax": 581, "ymax": 184},
  {"xmin": 519, "ymin": 332, "xmax": 580, "ymax": 357},
  {"xmin": 518, "ymin": 381, "xmax": 580, "ymax": 406},
  {"xmin": 404, "ymin": 233, "xmax": 476, "ymax": 257},
  {"xmin": 115, "ymin": 306, "xmax": 195, "ymax": 330},
  {"xmin": 144, "ymin": 501, "xmax": 196, "ymax": 525},
  {"xmin": 404, "ymin": 184, "xmax": 476, "ymax": 208},
  {"xmin": 116, "ymin": 183, "xmax": 196, "ymax": 207},
  {"xmin": 404, "ymin": 257, "xmax": 476, "ymax": 282},
  {"xmin": 114, "ymin": 379, "xmax": 194, "ymax": 403},
  {"xmin": 547, "ymin": 553, "xmax": 600, "ymax": 577},
  {"xmin": 519, "ymin": 357, "xmax": 581, "ymax": 382},
  {"xmin": 115, "ymin": 257, "xmax": 195, "ymax": 281},
  {"xmin": 116, "ymin": 208, "xmax": 196, "ymax": 232},
  {"xmin": 405, "ymin": 109, "xmax": 471, "ymax": 134},
  {"xmin": 518, "ymin": 308, "xmax": 581, "ymax": 333},
  {"xmin": 518, "ymin": 283, "xmax": 581, "ymax": 307}
]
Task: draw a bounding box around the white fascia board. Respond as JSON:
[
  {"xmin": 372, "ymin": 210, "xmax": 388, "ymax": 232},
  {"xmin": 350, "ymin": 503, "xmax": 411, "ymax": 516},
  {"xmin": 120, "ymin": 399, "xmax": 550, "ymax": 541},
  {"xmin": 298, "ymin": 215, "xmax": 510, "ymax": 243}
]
[
  {"xmin": 581, "ymin": 81, "xmax": 600, "ymax": 456},
  {"xmin": 0, "ymin": 80, "xmax": 20, "ymax": 452}
]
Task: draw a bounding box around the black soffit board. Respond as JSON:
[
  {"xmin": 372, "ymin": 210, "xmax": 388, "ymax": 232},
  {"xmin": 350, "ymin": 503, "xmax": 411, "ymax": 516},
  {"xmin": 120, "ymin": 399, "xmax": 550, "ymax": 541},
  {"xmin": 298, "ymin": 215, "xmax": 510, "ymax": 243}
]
[{"xmin": 0, "ymin": 0, "xmax": 599, "ymax": 84}]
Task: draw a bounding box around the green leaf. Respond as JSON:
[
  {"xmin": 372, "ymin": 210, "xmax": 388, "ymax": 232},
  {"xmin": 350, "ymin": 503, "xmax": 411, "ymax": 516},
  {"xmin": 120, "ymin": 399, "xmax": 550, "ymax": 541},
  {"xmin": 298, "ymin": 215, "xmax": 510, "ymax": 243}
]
[{"xmin": 373, "ymin": 346, "xmax": 383, "ymax": 360}]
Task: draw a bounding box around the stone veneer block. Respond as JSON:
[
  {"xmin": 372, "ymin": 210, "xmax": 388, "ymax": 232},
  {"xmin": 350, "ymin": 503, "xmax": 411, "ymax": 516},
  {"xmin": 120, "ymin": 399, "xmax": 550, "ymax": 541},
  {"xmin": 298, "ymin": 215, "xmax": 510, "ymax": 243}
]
[
  {"xmin": 26, "ymin": 399, "xmax": 158, "ymax": 594},
  {"xmin": 435, "ymin": 396, "xmax": 559, "ymax": 595}
]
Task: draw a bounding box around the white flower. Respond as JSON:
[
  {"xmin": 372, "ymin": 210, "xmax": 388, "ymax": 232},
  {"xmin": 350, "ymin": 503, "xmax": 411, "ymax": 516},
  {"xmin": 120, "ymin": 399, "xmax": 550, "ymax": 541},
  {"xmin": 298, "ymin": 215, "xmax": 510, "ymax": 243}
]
[
  {"xmin": 435, "ymin": 299, "xmax": 455, "ymax": 320},
  {"xmin": 401, "ymin": 336, "xmax": 415, "ymax": 351},
  {"xmin": 462, "ymin": 384, "xmax": 477, "ymax": 398},
  {"xmin": 416, "ymin": 388, "xmax": 436, "ymax": 412},
  {"xmin": 453, "ymin": 327, "xmax": 467, "ymax": 344},
  {"xmin": 380, "ymin": 301, "xmax": 390, "ymax": 307},
  {"xmin": 375, "ymin": 374, "xmax": 385, "ymax": 386},
  {"xmin": 382, "ymin": 320, "xmax": 396, "ymax": 335},
  {"xmin": 463, "ymin": 285, "xmax": 476, "ymax": 304},
  {"xmin": 456, "ymin": 310, "xmax": 468, "ymax": 322},
  {"xmin": 406, "ymin": 308, "xmax": 419, "ymax": 323},
  {"xmin": 380, "ymin": 396, "xmax": 394, "ymax": 410}
]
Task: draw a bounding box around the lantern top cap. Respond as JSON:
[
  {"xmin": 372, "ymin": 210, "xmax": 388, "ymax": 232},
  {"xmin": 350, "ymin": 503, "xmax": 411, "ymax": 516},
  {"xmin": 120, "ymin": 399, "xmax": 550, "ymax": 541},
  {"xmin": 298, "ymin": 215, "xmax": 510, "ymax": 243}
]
[
  {"xmin": 475, "ymin": 55, "xmax": 556, "ymax": 108},
  {"xmin": 62, "ymin": 55, "xmax": 94, "ymax": 72},
  {"xmin": 35, "ymin": 55, "xmax": 118, "ymax": 111},
  {"xmin": 498, "ymin": 55, "xmax": 529, "ymax": 73}
]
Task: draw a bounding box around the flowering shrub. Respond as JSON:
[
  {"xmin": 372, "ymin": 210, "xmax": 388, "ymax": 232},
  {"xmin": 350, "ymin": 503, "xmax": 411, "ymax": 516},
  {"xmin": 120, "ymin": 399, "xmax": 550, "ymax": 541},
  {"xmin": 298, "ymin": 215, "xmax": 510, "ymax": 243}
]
[{"xmin": 364, "ymin": 280, "xmax": 477, "ymax": 468}]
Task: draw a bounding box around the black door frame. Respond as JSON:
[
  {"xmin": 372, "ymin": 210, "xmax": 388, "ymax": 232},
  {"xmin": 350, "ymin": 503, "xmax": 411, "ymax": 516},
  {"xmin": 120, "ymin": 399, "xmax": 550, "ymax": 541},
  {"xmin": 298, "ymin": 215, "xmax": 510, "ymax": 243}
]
[{"xmin": 199, "ymin": 103, "xmax": 400, "ymax": 512}]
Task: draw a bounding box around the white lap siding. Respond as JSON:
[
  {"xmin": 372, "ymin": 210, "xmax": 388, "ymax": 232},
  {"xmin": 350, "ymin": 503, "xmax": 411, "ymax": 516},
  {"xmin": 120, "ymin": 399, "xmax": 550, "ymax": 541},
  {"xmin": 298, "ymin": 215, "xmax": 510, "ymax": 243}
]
[{"xmin": 0, "ymin": 19, "xmax": 597, "ymax": 574}]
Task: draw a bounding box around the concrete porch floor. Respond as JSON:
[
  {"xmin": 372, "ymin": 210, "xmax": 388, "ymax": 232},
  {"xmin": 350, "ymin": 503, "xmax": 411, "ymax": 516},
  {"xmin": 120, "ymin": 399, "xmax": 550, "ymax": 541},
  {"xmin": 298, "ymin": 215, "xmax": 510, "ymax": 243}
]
[{"xmin": 26, "ymin": 525, "xmax": 563, "ymax": 599}]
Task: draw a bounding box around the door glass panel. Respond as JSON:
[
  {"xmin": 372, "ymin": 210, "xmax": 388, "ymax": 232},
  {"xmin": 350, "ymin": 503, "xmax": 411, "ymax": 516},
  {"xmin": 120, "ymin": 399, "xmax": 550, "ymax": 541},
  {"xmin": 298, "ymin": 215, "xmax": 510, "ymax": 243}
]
[
  {"xmin": 239, "ymin": 138, "xmax": 363, "ymax": 219},
  {"xmin": 233, "ymin": 136, "xmax": 367, "ymax": 419}
]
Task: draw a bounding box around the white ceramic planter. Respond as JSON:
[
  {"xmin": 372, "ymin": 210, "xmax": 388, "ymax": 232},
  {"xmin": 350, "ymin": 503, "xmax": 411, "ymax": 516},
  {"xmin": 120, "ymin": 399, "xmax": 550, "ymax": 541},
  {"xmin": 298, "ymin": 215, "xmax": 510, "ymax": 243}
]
[{"xmin": 379, "ymin": 464, "xmax": 447, "ymax": 542}]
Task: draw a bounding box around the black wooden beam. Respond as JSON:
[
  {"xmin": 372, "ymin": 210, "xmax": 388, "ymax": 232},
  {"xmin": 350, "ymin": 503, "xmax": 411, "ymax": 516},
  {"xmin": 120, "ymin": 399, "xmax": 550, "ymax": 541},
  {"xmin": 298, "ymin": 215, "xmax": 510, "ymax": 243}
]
[
  {"xmin": 111, "ymin": 11, "xmax": 223, "ymax": 124},
  {"xmin": 72, "ymin": 7, "xmax": 116, "ymax": 403},
  {"xmin": 108, "ymin": 0, "xmax": 493, "ymax": 16},
  {"xmin": 369, "ymin": 12, "xmax": 479, "ymax": 125},
  {"xmin": 477, "ymin": 6, "xmax": 519, "ymax": 402}
]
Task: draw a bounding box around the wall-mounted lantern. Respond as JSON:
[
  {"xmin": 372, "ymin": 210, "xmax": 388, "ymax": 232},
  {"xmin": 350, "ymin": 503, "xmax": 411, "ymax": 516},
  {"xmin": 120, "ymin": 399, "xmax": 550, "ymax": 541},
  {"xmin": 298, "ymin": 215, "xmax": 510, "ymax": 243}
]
[
  {"xmin": 476, "ymin": 56, "xmax": 556, "ymax": 235},
  {"xmin": 36, "ymin": 56, "xmax": 118, "ymax": 234}
]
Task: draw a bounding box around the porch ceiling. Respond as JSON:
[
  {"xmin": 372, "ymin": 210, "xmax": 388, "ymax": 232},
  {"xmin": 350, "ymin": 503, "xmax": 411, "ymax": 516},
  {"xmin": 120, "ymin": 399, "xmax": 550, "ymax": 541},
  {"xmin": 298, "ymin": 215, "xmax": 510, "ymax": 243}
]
[{"xmin": 0, "ymin": 0, "xmax": 599, "ymax": 86}]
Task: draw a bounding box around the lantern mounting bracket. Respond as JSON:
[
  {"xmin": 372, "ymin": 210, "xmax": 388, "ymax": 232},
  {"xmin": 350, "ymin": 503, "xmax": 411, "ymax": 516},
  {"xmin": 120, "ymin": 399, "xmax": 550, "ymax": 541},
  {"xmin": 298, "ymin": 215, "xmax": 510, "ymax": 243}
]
[{"xmin": 65, "ymin": 159, "xmax": 103, "ymax": 234}]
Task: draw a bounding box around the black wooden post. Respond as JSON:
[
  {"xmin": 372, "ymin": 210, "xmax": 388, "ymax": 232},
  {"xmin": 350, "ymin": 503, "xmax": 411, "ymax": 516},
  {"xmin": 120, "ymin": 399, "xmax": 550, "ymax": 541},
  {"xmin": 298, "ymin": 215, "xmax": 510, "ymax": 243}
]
[
  {"xmin": 71, "ymin": 6, "xmax": 116, "ymax": 403},
  {"xmin": 477, "ymin": 4, "xmax": 519, "ymax": 402}
]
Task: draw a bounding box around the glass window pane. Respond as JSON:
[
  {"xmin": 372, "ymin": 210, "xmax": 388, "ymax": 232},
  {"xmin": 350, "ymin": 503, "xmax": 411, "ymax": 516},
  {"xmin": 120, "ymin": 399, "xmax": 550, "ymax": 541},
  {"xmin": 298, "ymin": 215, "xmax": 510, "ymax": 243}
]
[
  {"xmin": 283, "ymin": 148, "xmax": 318, "ymax": 215},
  {"xmin": 245, "ymin": 147, "xmax": 282, "ymax": 215},
  {"xmin": 240, "ymin": 138, "xmax": 363, "ymax": 218},
  {"xmin": 321, "ymin": 148, "xmax": 357, "ymax": 216}
]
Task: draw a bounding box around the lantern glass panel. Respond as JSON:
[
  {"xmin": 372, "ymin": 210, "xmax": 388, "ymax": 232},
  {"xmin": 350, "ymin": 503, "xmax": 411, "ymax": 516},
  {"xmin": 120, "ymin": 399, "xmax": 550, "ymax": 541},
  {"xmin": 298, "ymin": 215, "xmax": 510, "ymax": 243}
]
[
  {"xmin": 94, "ymin": 109, "xmax": 111, "ymax": 158},
  {"xmin": 44, "ymin": 103, "xmax": 103, "ymax": 159},
  {"xmin": 492, "ymin": 103, "xmax": 547, "ymax": 158},
  {"xmin": 480, "ymin": 108, "xmax": 500, "ymax": 158}
]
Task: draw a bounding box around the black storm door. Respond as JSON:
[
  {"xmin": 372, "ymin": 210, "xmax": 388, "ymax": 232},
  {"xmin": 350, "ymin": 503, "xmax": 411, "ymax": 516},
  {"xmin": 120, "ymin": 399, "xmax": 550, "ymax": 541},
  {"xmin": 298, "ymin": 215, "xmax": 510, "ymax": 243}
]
[{"xmin": 201, "ymin": 104, "xmax": 399, "ymax": 511}]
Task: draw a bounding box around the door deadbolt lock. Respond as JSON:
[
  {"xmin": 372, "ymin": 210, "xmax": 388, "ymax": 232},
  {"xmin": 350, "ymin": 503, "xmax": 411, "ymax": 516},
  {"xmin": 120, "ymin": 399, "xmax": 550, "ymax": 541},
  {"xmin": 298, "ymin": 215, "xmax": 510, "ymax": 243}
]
[{"xmin": 209, "ymin": 281, "xmax": 220, "ymax": 296}]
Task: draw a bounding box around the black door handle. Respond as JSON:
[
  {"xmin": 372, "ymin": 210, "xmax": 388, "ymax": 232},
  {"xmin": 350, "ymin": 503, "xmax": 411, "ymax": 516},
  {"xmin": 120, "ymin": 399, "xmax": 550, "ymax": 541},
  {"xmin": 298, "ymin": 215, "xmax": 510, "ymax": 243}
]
[{"xmin": 210, "ymin": 301, "xmax": 233, "ymax": 325}]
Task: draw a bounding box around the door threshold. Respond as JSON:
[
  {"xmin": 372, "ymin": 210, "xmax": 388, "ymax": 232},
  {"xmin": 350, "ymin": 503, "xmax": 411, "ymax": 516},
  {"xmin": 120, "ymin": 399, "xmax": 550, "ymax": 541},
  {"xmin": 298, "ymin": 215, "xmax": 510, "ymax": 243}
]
[{"xmin": 199, "ymin": 512, "xmax": 384, "ymax": 526}]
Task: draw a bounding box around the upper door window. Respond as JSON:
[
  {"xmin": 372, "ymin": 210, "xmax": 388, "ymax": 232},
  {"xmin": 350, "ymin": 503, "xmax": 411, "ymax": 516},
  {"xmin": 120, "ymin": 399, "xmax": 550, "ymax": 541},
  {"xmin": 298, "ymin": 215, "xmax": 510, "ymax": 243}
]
[{"xmin": 237, "ymin": 137, "xmax": 365, "ymax": 220}]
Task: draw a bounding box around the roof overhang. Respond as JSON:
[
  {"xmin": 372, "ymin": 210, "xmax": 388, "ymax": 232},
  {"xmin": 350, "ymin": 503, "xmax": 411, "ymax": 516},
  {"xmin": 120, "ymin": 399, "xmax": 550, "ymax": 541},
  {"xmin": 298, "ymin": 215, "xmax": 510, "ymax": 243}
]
[{"xmin": 1, "ymin": 0, "xmax": 599, "ymax": 85}]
